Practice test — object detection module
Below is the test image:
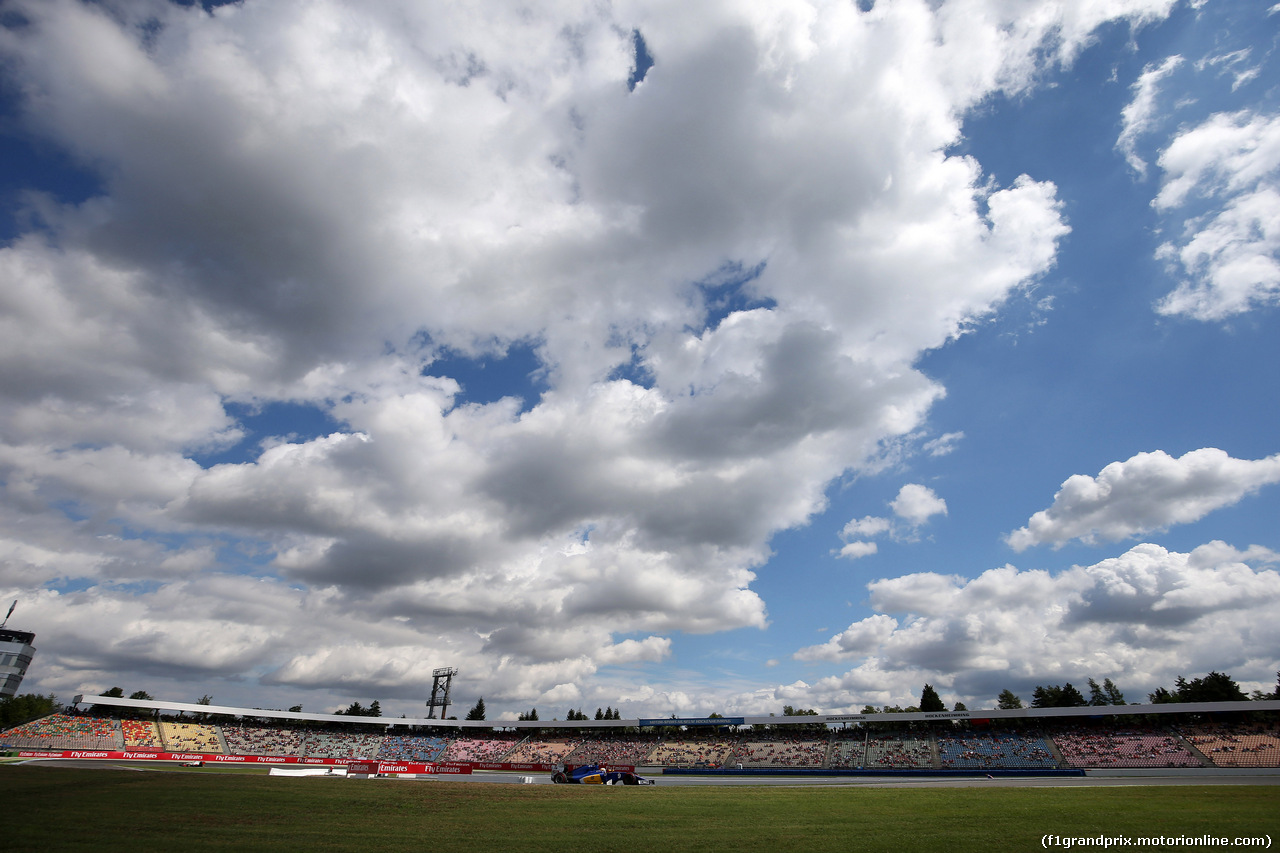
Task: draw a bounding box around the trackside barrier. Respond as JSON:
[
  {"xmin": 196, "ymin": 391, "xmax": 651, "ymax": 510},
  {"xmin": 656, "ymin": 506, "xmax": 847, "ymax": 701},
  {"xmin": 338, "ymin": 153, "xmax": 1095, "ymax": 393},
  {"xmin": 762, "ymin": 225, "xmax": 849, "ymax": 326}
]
[
  {"xmin": 662, "ymin": 767, "xmax": 1086, "ymax": 778},
  {"xmin": 270, "ymin": 767, "xmax": 348, "ymax": 777}
]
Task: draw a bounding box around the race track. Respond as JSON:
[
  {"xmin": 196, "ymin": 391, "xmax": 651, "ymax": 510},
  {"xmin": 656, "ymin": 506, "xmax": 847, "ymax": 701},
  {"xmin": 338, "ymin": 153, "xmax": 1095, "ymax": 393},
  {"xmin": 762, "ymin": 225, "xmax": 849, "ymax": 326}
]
[{"xmin": 16, "ymin": 759, "xmax": 1280, "ymax": 788}]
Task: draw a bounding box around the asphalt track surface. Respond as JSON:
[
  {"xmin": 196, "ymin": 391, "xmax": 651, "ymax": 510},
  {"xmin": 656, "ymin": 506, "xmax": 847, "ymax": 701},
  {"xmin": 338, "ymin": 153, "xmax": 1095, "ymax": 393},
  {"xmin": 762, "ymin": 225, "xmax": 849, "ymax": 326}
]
[
  {"xmin": 16, "ymin": 759, "xmax": 1280, "ymax": 788},
  {"xmin": 468, "ymin": 770, "xmax": 1280, "ymax": 788}
]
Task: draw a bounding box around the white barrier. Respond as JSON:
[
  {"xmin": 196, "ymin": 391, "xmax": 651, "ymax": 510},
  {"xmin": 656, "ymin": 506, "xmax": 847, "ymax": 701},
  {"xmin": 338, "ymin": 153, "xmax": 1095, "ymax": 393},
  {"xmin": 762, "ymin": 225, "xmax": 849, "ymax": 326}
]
[{"xmin": 268, "ymin": 767, "xmax": 347, "ymax": 777}]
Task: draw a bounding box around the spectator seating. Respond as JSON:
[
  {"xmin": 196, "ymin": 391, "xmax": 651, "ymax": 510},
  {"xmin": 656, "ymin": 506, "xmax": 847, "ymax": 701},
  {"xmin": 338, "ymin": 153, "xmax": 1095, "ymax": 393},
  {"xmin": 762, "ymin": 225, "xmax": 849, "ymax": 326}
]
[
  {"xmin": 502, "ymin": 738, "xmax": 578, "ymax": 764},
  {"xmin": 221, "ymin": 725, "xmax": 305, "ymax": 756},
  {"xmin": 303, "ymin": 730, "xmax": 385, "ymax": 759},
  {"xmin": 160, "ymin": 721, "xmax": 224, "ymax": 753},
  {"xmin": 863, "ymin": 734, "xmax": 933, "ymax": 768},
  {"xmin": 121, "ymin": 718, "xmax": 163, "ymax": 750},
  {"xmin": 377, "ymin": 735, "xmax": 450, "ymax": 762},
  {"xmin": 727, "ymin": 737, "xmax": 828, "ymax": 768},
  {"xmin": 1182, "ymin": 723, "xmax": 1280, "ymax": 768},
  {"xmin": 0, "ymin": 713, "xmax": 121, "ymax": 749},
  {"xmin": 828, "ymin": 739, "xmax": 868, "ymax": 768},
  {"xmin": 645, "ymin": 738, "xmax": 735, "ymax": 768},
  {"xmin": 1051, "ymin": 728, "xmax": 1201, "ymax": 768},
  {"xmin": 441, "ymin": 735, "xmax": 520, "ymax": 762},
  {"xmin": 564, "ymin": 737, "xmax": 658, "ymax": 765},
  {"xmin": 936, "ymin": 731, "xmax": 1057, "ymax": 769}
]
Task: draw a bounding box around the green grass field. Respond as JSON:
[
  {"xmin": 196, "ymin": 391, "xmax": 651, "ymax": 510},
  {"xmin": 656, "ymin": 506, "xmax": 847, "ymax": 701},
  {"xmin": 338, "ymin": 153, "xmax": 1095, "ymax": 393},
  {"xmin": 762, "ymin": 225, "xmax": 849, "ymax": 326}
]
[{"xmin": 4, "ymin": 765, "xmax": 1276, "ymax": 852}]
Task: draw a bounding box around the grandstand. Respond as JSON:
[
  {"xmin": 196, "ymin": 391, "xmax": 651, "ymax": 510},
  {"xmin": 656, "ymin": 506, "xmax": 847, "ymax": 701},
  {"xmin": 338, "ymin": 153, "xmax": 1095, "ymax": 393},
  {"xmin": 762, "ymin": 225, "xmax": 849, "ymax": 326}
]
[
  {"xmin": 1051, "ymin": 728, "xmax": 1200, "ymax": 768},
  {"xmin": 936, "ymin": 730, "xmax": 1058, "ymax": 770},
  {"xmin": 4, "ymin": 694, "xmax": 1278, "ymax": 772},
  {"xmin": 645, "ymin": 737, "xmax": 735, "ymax": 768},
  {"xmin": 160, "ymin": 721, "xmax": 224, "ymax": 754},
  {"xmin": 221, "ymin": 725, "xmax": 304, "ymax": 757},
  {"xmin": 2, "ymin": 713, "xmax": 120, "ymax": 749},
  {"xmin": 503, "ymin": 737, "xmax": 578, "ymax": 764},
  {"xmin": 377, "ymin": 734, "xmax": 450, "ymax": 762},
  {"xmin": 564, "ymin": 737, "xmax": 656, "ymax": 766},
  {"xmin": 303, "ymin": 731, "xmax": 384, "ymax": 759},
  {"xmin": 863, "ymin": 734, "xmax": 933, "ymax": 768},
  {"xmin": 442, "ymin": 735, "xmax": 519, "ymax": 763},
  {"xmin": 727, "ymin": 736, "xmax": 828, "ymax": 768},
  {"xmin": 1182, "ymin": 723, "xmax": 1280, "ymax": 768},
  {"xmin": 121, "ymin": 719, "xmax": 163, "ymax": 751},
  {"xmin": 828, "ymin": 736, "xmax": 868, "ymax": 768}
]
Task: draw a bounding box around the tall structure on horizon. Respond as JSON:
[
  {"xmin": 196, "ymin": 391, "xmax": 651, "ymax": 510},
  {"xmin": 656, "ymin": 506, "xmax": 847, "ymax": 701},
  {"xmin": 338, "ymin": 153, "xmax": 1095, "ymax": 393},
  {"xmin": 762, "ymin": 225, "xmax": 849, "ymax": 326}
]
[
  {"xmin": 426, "ymin": 666, "xmax": 458, "ymax": 719},
  {"xmin": 0, "ymin": 601, "xmax": 35, "ymax": 697}
]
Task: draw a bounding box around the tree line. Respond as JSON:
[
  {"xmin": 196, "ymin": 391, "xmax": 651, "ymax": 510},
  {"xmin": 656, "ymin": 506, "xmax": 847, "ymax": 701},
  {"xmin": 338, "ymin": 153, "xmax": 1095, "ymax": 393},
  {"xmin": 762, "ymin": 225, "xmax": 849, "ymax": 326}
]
[{"xmin": 994, "ymin": 670, "xmax": 1279, "ymax": 710}]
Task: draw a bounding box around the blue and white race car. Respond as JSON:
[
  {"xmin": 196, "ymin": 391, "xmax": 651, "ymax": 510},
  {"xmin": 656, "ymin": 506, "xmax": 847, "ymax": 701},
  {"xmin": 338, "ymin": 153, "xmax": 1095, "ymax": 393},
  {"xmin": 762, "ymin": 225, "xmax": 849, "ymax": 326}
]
[{"xmin": 551, "ymin": 764, "xmax": 654, "ymax": 785}]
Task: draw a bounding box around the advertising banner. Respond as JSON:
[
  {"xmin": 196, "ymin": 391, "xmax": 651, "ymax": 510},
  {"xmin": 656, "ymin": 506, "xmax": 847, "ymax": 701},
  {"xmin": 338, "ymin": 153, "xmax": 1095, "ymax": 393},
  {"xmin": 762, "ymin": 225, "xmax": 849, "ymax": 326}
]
[{"xmin": 14, "ymin": 749, "xmax": 472, "ymax": 774}]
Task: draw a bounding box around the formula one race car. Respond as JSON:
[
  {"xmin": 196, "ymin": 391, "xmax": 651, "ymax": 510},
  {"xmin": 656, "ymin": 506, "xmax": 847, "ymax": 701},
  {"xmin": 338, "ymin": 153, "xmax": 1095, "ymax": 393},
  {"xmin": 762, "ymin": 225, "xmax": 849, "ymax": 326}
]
[{"xmin": 551, "ymin": 764, "xmax": 654, "ymax": 785}]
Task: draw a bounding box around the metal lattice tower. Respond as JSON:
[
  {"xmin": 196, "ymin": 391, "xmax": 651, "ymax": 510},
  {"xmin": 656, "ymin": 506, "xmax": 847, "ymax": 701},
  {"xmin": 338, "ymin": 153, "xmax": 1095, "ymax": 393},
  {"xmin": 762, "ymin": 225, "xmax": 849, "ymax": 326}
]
[{"xmin": 426, "ymin": 666, "xmax": 458, "ymax": 719}]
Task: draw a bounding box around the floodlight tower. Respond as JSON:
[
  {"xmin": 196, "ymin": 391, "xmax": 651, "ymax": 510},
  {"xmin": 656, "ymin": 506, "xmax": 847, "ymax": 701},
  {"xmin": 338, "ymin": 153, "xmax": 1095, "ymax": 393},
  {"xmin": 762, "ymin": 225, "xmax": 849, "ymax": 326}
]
[{"xmin": 426, "ymin": 666, "xmax": 458, "ymax": 719}]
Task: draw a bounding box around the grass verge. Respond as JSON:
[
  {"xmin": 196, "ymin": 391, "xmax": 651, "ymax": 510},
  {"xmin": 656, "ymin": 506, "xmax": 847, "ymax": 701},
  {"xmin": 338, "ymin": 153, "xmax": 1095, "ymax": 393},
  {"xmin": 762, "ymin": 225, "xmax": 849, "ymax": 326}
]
[{"xmin": 5, "ymin": 765, "xmax": 1276, "ymax": 852}]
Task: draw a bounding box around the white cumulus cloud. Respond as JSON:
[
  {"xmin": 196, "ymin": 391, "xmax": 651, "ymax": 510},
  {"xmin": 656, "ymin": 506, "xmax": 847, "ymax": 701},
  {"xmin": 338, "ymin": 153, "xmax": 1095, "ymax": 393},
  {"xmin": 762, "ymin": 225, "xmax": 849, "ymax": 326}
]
[
  {"xmin": 0, "ymin": 0, "xmax": 1189, "ymax": 714},
  {"xmin": 1153, "ymin": 109, "xmax": 1280, "ymax": 320},
  {"xmin": 890, "ymin": 483, "xmax": 948, "ymax": 526},
  {"xmin": 1007, "ymin": 448, "xmax": 1280, "ymax": 551},
  {"xmin": 784, "ymin": 542, "xmax": 1280, "ymax": 711}
]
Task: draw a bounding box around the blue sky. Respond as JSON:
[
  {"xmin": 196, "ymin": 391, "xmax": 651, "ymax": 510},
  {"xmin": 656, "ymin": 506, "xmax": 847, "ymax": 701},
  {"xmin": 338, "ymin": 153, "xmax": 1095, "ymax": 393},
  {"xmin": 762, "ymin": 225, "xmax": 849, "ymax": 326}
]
[{"xmin": 0, "ymin": 0, "xmax": 1278, "ymax": 719}]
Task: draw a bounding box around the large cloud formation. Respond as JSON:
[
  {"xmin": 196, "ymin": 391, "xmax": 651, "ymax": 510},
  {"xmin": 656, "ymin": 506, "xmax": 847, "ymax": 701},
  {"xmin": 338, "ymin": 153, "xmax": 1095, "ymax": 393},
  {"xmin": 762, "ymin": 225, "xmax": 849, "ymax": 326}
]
[
  {"xmin": 1007, "ymin": 448, "xmax": 1280, "ymax": 551},
  {"xmin": 791, "ymin": 542, "xmax": 1280, "ymax": 709},
  {"xmin": 1115, "ymin": 39, "xmax": 1280, "ymax": 321},
  {"xmin": 0, "ymin": 0, "xmax": 1181, "ymax": 712}
]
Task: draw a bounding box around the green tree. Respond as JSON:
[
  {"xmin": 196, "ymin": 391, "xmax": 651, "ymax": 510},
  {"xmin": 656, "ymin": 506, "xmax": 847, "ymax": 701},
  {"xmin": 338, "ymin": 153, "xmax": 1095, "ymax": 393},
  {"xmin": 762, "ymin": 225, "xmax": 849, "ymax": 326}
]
[
  {"xmin": 919, "ymin": 684, "xmax": 945, "ymax": 712},
  {"xmin": 1177, "ymin": 672, "xmax": 1248, "ymax": 702},
  {"xmin": 90, "ymin": 686, "xmax": 125, "ymax": 714},
  {"xmin": 1060, "ymin": 683, "xmax": 1087, "ymax": 706},
  {"xmin": 996, "ymin": 689, "xmax": 1023, "ymax": 710},
  {"xmin": 781, "ymin": 705, "xmax": 822, "ymax": 731},
  {"xmin": 368, "ymin": 700, "xmax": 382, "ymax": 717},
  {"xmin": 1087, "ymin": 678, "xmax": 1126, "ymax": 706},
  {"xmin": 1149, "ymin": 672, "xmax": 1248, "ymax": 704},
  {"xmin": 0, "ymin": 693, "xmax": 58, "ymax": 728},
  {"xmin": 465, "ymin": 698, "xmax": 486, "ymax": 721},
  {"xmin": 126, "ymin": 690, "xmax": 155, "ymax": 718},
  {"xmin": 595, "ymin": 708, "xmax": 604, "ymax": 720},
  {"xmin": 1031, "ymin": 683, "xmax": 1087, "ymax": 708}
]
